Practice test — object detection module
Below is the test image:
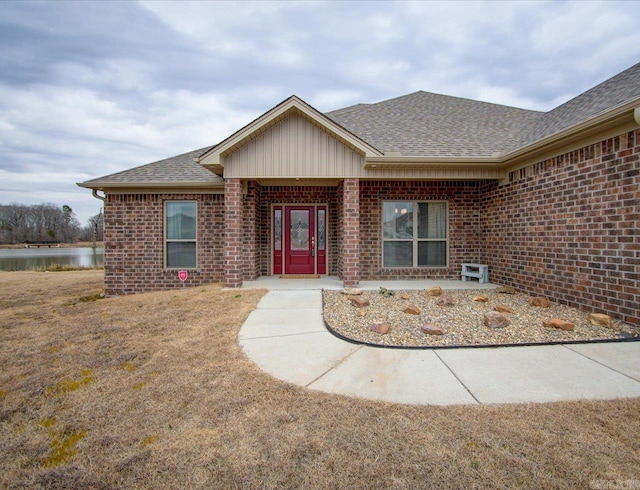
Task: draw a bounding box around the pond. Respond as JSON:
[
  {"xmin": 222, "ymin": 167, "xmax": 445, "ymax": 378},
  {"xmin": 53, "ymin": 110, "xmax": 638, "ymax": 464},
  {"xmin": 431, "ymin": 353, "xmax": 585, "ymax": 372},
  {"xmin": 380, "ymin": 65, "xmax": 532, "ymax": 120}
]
[{"xmin": 0, "ymin": 247, "xmax": 104, "ymax": 271}]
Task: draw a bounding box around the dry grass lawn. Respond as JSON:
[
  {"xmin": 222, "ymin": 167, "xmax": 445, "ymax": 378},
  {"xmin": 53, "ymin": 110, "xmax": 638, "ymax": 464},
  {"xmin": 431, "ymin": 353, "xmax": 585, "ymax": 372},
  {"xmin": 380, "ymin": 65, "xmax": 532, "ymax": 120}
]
[{"xmin": 1, "ymin": 271, "xmax": 639, "ymax": 489}]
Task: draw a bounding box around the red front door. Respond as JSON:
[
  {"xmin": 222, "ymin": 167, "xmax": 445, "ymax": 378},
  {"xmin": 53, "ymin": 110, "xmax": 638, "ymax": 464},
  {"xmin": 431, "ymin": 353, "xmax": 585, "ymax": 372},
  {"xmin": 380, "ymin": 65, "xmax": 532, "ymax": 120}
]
[{"xmin": 284, "ymin": 206, "xmax": 315, "ymax": 274}]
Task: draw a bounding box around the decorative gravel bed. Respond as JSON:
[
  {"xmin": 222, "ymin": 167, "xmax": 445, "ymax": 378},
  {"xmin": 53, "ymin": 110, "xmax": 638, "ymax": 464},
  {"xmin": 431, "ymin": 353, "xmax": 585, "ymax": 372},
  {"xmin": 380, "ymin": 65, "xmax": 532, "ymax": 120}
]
[{"xmin": 322, "ymin": 288, "xmax": 640, "ymax": 348}]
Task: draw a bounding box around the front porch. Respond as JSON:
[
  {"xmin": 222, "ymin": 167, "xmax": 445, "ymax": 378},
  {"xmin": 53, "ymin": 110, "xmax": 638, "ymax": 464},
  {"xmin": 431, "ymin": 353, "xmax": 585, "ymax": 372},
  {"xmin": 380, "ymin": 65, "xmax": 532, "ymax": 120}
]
[
  {"xmin": 225, "ymin": 179, "xmax": 487, "ymax": 290},
  {"xmin": 224, "ymin": 179, "xmax": 360, "ymax": 288},
  {"xmin": 238, "ymin": 275, "xmax": 497, "ymax": 291}
]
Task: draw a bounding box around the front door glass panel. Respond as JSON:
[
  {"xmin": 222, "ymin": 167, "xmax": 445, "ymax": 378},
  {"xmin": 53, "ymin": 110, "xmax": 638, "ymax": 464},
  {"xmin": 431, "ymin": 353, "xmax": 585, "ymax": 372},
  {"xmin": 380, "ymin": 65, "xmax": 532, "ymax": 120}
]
[{"xmin": 290, "ymin": 210, "xmax": 309, "ymax": 251}]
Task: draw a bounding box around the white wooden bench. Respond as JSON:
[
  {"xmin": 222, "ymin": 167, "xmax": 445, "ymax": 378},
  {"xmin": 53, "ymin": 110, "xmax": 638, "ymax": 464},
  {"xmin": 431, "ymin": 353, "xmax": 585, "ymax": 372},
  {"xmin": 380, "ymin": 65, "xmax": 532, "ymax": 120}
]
[{"xmin": 461, "ymin": 263, "xmax": 489, "ymax": 284}]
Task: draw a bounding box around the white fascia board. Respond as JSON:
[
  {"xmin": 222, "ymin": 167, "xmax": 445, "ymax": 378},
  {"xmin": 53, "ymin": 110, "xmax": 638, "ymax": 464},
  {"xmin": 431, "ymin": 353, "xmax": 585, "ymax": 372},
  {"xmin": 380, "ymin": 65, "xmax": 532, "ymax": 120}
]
[{"xmin": 198, "ymin": 96, "xmax": 383, "ymax": 168}]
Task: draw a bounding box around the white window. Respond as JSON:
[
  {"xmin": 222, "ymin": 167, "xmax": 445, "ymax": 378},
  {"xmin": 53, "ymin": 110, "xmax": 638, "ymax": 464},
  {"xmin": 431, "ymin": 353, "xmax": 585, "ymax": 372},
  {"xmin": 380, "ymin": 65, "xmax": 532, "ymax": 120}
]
[
  {"xmin": 382, "ymin": 201, "xmax": 448, "ymax": 267},
  {"xmin": 165, "ymin": 201, "xmax": 196, "ymax": 268}
]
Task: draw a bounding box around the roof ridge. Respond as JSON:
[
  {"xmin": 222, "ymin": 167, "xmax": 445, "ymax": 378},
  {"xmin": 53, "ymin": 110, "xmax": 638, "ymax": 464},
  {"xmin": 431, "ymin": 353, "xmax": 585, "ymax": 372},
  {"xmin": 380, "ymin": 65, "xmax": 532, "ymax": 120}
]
[
  {"xmin": 330, "ymin": 89, "xmax": 544, "ymax": 114},
  {"xmin": 518, "ymin": 60, "xmax": 640, "ymax": 146}
]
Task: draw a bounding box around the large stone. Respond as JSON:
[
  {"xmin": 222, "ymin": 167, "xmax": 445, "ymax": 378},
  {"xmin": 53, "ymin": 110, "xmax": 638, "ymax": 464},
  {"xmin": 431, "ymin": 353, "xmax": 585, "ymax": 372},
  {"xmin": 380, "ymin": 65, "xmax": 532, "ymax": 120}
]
[
  {"xmin": 348, "ymin": 296, "xmax": 370, "ymax": 308},
  {"xmin": 473, "ymin": 294, "xmax": 489, "ymax": 303},
  {"xmin": 342, "ymin": 288, "xmax": 362, "ymax": 296},
  {"xmin": 370, "ymin": 322, "xmax": 391, "ymax": 335},
  {"xmin": 437, "ymin": 295, "xmax": 455, "ymax": 306},
  {"xmin": 421, "ymin": 323, "xmax": 445, "ymax": 335},
  {"xmin": 427, "ymin": 286, "xmax": 443, "ymax": 297},
  {"xmin": 400, "ymin": 292, "xmax": 410, "ymax": 300},
  {"xmin": 494, "ymin": 305, "xmax": 513, "ymax": 314},
  {"xmin": 403, "ymin": 304, "xmax": 421, "ymax": 315},
  {"xmin": 589, "ymin": 313, "xmax": 613, "ymax": 329},
  {"xmin": 530, "ymin": 297, "xmax": 551, "ymax": 308},
  {"xmin": 496, "ymin": 286, "xmax": 516, "ymax": 294},
  {"xmin": 483, "ymin": 312, "xmax": 510, "ymax": 328},
  {"xmin": 542, "ymin": 318, "xmax": 574, "ymax": 331}
]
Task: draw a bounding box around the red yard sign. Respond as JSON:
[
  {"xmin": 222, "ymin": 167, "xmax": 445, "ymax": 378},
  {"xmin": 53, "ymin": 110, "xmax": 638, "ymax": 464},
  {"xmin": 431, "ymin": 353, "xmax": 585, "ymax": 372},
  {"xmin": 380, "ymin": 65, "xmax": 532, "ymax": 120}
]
[{"xmin": 178, "ymin": 270, "xmax": 188, "ymax": 282}]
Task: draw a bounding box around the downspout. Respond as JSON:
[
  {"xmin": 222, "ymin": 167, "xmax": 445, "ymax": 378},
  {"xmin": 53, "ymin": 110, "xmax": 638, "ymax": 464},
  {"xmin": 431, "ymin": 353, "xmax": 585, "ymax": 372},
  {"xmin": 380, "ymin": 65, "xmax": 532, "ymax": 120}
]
[{"xmin": 92, "ymin": 189, "xmax": 106, "ymax": 202}]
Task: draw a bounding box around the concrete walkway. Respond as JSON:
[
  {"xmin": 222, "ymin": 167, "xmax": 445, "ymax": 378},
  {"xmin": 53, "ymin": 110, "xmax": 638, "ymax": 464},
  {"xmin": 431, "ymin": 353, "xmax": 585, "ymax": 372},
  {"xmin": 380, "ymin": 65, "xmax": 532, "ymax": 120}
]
[{"xmin": 238, "ymin": 290, "xmax": 640, "ymax": 405}]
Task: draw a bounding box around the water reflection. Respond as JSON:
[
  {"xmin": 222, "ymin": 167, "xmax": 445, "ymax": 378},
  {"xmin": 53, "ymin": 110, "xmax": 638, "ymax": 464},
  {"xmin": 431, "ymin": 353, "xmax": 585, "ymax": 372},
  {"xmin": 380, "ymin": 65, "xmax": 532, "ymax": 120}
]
[{"xmin": 0, "ymin": 247, "xmax": 104, "ymax": 271}]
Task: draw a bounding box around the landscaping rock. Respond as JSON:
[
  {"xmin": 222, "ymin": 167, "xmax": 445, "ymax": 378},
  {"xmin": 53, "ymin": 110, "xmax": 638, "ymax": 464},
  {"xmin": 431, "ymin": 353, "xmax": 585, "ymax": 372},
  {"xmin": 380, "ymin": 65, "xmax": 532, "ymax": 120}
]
[
  {"xmin": 421, "ymin": 323, "xmax": 445, "ymax": 335},
  {"xmin": 403, "ymin": 304, "xmax": 421, "ymax": 315},
  {"xmin": 379, "ymin": 287, "xmax": 395, "ymax": 297},
  {"xmin": 496, "ymin": 286, "xmax": 516, "ymax": 294},
  {"xmin": 322, "ymin": 289, "xmax": 640, "ymax": 348},
  {"xmin": 589, "ymin": 313, "xmax": 613, "ymax": 329},
  {"xmin": 369, "ymin": 322, "xmax": 391, "ymax": 335},
  {"xmin": 494, "ymin": 305, "xmax": 513, "ymax": 314},
  {"xmin": 427, "ymin": 286, "xmax": 443, "ymax": 296},
  {"xmin": 437, "ymin": 295, "xmax": 455, "ymax": 306},
  {"xmin": 473, "ymin": 294, "xmax": 489, "ymax": 302},
  {"xmin": 542, "ymin": 318, "xmax": 574, "ymax": 331},
  {"xmin": 342, "ymin": 288, "xmax": 362, "ymax": 296},
  {"xmin": 400, "ymin": 292, "xmax": 410, "ymax": 300},
  {"xmin": 483, "ymin": 312, "xmax": 510, "ymax": 328},
  {"xmin": 348, "ymin": 296, "xmax": 370, "ymax": 308},
  {"xmin": 530, "ymin": 297, "xmax": 551, "ymax": 308}
]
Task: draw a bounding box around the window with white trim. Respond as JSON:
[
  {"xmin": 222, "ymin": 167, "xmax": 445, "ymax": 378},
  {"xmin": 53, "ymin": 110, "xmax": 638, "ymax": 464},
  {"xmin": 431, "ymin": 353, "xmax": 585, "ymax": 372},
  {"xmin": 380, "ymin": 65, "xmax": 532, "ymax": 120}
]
[
  {"xmin": 382, "ymin": 201, "xmax": 448, "ymax": 267},
  {"xmin": 165, "ymin": 201, "xmax": 196, "ymax": 268}
]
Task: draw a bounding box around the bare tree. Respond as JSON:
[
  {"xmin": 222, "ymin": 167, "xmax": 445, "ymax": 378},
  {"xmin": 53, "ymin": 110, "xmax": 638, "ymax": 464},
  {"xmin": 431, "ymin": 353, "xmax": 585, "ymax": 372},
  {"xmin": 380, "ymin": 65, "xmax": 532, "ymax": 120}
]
[
  {"xmin": 0, "ymin": 203, "xmax": 81, "ymax": 244},
  {"xmin": 0, "ymin": 204, "xmax": 29, "ymax": 243}
]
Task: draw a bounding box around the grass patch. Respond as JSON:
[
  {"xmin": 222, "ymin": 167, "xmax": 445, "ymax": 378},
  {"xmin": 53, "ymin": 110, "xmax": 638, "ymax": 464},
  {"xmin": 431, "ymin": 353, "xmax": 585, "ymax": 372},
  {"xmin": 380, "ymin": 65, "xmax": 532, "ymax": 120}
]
[
  {"xmin": 1, "ymin": 270, "xmax": 639, "ymax": 489},
  {"xmin": 36, "ymin": 264, "xmax": 104, "ymax": 272},
  {"xmin": 38, "ymin": 418, "xmax": 56, "ymax": 429},
  {"xmin": 120, "ymin": 362, "xmax": 137, "ymax": 373},
  {"xmin": 140, "ymin": 435, "xmax": 159, "ymax": 448},
  {"xmin": 47, "ymin": 370, "xmax": 94, "ymax": 395},
  {"xmin": 42, "ymin": 429, "xmax": 87, "ymax": 468},
  {"xmin": 78, "ymin": 292, "xmax": 105, "ymax": 302}
]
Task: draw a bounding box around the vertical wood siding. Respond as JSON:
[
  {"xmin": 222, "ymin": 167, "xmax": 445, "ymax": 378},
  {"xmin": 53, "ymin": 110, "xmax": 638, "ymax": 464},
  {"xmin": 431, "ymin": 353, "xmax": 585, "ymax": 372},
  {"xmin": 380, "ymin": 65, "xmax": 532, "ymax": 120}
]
[{"xmin": 224, "ymin": 114, "xmax": 365, "ymax": 178}]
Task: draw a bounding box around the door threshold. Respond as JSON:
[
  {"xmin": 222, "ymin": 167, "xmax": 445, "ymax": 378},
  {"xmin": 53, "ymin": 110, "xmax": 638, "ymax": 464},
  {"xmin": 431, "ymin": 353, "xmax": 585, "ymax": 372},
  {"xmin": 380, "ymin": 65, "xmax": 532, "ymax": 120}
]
[{"xmin": 279, "ymin": 274, "xmax": 320, "ymax": 279}]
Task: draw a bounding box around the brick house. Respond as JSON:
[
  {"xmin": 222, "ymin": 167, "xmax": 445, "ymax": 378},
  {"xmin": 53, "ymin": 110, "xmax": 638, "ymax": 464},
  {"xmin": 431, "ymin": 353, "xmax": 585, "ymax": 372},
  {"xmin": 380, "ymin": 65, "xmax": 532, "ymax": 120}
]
[{"xmin": 79, "ymin": 62, "xmax": 640, "ymax": 325}]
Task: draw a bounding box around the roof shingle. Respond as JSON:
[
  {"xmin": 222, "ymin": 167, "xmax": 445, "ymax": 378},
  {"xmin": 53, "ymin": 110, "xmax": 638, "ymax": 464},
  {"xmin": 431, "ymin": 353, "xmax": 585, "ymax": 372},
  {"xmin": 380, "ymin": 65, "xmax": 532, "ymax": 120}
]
[
  {"xmin": 518, "ymin": 61, "xmax": 640, "ymax": 146},
  {"xmin": 79, "ymin": 146, "xmax": 221, "ymax": 188},
  {"xmin": 79, "ymin": 62, "xmax": 640, "ymax": 187},
  {"xmin": 327, "ymin": 91, "xmax": 544, "ymax": 157}
]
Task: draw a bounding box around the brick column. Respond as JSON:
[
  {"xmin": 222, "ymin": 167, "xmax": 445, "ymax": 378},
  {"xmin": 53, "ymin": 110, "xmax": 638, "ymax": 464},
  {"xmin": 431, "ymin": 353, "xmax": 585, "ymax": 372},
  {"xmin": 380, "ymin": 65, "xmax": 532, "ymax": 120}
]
[
  {"xmin": 342, "ymin": 178, "xmax": 360, "ymax": 287},
  {"xmin": 224, "ymin": 178, "xmax": 243, "ymax": 288},
  {"xmin": 243, "ymin": 181, "xmax": 260, "ymax": 280}
]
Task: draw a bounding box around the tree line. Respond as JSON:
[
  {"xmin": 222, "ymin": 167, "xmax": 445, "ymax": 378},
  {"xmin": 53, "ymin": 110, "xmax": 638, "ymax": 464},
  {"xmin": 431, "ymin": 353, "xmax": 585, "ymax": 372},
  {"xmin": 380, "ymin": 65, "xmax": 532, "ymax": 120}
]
[{"xmin": 0, "ymin": 203, "xmax": 103, "ymax": 245}]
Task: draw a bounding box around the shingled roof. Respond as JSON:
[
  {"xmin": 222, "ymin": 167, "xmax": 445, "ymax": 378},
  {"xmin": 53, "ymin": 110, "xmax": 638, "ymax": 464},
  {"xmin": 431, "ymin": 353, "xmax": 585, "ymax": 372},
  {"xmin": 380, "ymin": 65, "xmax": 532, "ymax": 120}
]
[
  {"xmin": 326, "ymin": 91, "xmax": 544, "ymax": 157},
  {"xmin": 78, "ymin": 146, "xmax": 222, "ymax": 189},
  {"xmin": 518, "ymin": 61, "xmax": 640, "ymax": 146},
  {"xmin": 327, "ymin": 61, "xmax": 640, "ymax": 157},
  {"xmin": 79, "ymin": 62, "xmax": 640, "ymax": 188}
]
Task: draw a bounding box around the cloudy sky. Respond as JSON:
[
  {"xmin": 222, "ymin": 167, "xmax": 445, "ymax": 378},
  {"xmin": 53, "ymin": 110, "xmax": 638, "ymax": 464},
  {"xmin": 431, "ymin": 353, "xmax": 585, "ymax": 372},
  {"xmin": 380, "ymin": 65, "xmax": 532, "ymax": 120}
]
[{"xmin": 1, "ymin": 0, "xmax": 639, "ymax": 225}]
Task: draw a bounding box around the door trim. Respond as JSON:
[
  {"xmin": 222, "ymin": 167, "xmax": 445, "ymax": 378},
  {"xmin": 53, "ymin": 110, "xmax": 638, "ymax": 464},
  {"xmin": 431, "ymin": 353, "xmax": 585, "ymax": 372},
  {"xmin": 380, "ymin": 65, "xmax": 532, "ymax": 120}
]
[{"xmin": 271, "ymin": 203, "xmax": 328, "ymax": 276}]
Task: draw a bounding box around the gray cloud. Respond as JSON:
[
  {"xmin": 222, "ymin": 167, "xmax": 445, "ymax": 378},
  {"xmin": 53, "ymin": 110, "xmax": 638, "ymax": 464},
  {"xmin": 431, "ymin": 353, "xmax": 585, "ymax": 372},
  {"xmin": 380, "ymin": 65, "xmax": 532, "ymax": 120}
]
[{"xmin": 0, "ymin": 0, "xmax": 638, "ymax": 225}]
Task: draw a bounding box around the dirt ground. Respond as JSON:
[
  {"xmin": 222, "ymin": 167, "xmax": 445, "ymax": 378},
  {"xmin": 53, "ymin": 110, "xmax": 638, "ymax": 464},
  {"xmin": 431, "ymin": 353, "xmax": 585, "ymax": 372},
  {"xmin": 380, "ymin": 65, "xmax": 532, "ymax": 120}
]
[{"xmin": 1, "ymin": 271, "xmax": 639, "ymax": 489}]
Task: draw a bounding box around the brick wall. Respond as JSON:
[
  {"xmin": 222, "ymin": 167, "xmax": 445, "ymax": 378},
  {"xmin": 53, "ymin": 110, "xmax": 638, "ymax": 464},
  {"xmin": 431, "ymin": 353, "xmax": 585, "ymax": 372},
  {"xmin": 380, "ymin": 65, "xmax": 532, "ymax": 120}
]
[
  {"xmin": 336, "ymin": 181, "xmax": 344, "ymax": 279},
  {"xmin": 224, "ymin": 179, "xmax": 243, "ymax": 287},
  {"xmin": 359, "ymin": 181, "xmax": 483, "ymax": 280},
  {"xmin": 342, "ymin": 178, "xmax": 360, "ymax": 286},
  {"xmin": 243, "ymin": 181, "xmax": 261, "ymax": 280},
  {"xmin": 481, "ymin": 129, "xmax": 639, "ymax": 325},
  {"xmin": 103, "ymin": 193, "xmax": 224, "ymax": 295}
]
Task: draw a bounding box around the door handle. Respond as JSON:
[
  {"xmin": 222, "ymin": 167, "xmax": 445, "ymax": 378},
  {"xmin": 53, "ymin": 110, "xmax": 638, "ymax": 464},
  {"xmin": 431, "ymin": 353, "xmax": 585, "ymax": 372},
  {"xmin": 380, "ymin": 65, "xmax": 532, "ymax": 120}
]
[{"xmin": 311, "ymin": 237, "xmax": 315, "ymax": 256}]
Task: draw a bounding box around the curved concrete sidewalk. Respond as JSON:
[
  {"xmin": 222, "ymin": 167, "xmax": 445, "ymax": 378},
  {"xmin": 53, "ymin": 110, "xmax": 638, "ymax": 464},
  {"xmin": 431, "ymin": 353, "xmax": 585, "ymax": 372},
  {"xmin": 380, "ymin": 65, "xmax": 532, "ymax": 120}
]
[{"xmin": 238, "ymin": 290, "xmax": 640, "ymax": 405}]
